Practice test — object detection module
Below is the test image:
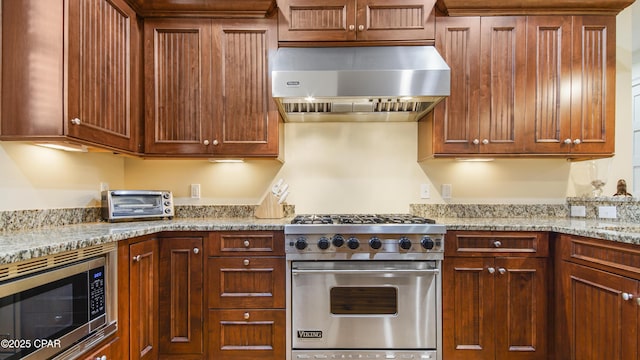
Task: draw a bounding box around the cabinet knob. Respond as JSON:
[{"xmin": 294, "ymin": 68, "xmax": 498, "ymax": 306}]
[
  {"xmin": 623, "ymin": 292, "xmax": 634, "ymax": 301},
  {"xmin": 573, "ymin": 139, "xmax": 582, "ymax": 145},
  {"xmin": 244, "ymin": 240, "xmax": 250, "ymax": 248},
  {"xmin": 472, "ymin": 139, "xmax": 480, "ymax": 145},
  {"xmin": 243, "ymin": 259, "xmax": 250, "ymax": 266},
  {"xmin": 133, "ymin": 255, "xmax": 141, "ymax": 262},
  {"xmin": 349, "ymin": 24, "xmax": 355, "ymax": 31},
  {"xmin": 96, "ymin": 356, "xmax": 107, "ymax": 360},
  {"xmin": 193, "ymin": 247, "xmax": 199, "ymax": 254},
  {"xmin": 488, "ymin": 267, "xmax": 496, "ymax": 274},
  {"xmin": 564, "ymin": 138, "xmax": 572, "ymax": 144},
  {"xmin": 203, "ymin": 140, "xmax": 210, "ymax": 145},
  {"xmin": 482, "ymin": 139, "xmax": 489, "ymax": 145},
  {"xmin": 498, "ymin": 268, "xmax": 506, "ymax": 275},
  {"xmin": 213, "ymin": 139, "xmax": 219, "ymax": 146},
  {"xmin": 493, "ymin": 240, "xmax": 502, "ymax": 248},
  {"xmin": 358, "ymin": 24, "xmax": 364, "ymax": 31},
  {"xmin": 70, "ymin": 118, "xmax": 82, "ymax": 125},
  {"xmin": 243, "ymin": 312, "xmax": 250, "ymax": 320}
]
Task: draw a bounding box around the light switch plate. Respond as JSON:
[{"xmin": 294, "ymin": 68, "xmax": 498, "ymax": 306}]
[
  {"xmin": 441, "ymin": 184, "xmax": 452, "ymax": 199},
  {"xmin": 598, "ymin": 206, "xmax": 617, "ymax": 219},
  {"xmin": 570, "ymin": 205, "xmax": 586, "ymax": 217},
  {"xmin": 190, "ymin": 184, "xmax": 201, "ymax": 199},
  {"xmin": 420, "ymin": 184, "xmax": 430, "ymax": 199}
]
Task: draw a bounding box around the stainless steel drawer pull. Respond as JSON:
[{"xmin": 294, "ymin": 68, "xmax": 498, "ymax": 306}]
[
  {"xmin": 243, "ymin": 259, "xmax": 250, "ymax": 266},
  {"xmin": 488, "ymin": 267, "xmax": 496, "ymax": 274},
  {"xmin": 244, "ymin": 240, "xmax": 250, "ymax": 248},
  {"xmin": 622, "ymin": 292, "xmax": 634, "ymax": 301},
  {"xmin": 133, "ymin": 255, "xmax": 141, "ymax": 262},
  {"xmin": 193, "ymin": 247, "xmax": 199, "ymax": 254},
  {"xmin": 498, "ymin": 268, "xmax": 506, "ymax": 275},
  {"xmin": 493, "ymin": 241, "xmax": 502, "ymax": 248},
  {"xmin": 243, "ymin": 312, "xmax": 250, "ymax": 320}
]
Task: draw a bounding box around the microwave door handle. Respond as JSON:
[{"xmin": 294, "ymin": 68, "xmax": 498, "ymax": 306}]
[{"xmin": 291, "ymin": 269, "xmax": 440, "ymax": 275}]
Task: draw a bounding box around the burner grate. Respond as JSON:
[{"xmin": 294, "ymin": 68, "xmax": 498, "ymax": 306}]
[{"xmin": 290, "ymin": 214, "xmax": 435, "ymax": 225}]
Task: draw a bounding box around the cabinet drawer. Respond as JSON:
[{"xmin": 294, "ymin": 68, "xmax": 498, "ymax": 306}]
[
  {"xmin": 445, "ymin": 231, "xmax": 548, "ymax": 257},
  {"xmin": 560, "ymin": 234, "xmax": 640, "ymax": 279},
  {"xmin": 207, "ymin": 257, "xmax": 285, "ymax": 309},
  {"xmin": 208, "ymin": 309, "xmax": 285, "ymax": 360},
  {"xmin": 207, "ymin": 231, "xmax": 284, "ymax": 256}
]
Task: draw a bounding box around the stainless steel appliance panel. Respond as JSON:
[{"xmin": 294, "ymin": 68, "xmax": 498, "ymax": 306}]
[{"xmin": 291, "ymin": 260, "xmax": 438, "ymax": 350}]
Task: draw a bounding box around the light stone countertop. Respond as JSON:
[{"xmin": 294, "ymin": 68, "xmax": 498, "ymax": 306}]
[{"xmin": 1, "ymin": 216, "xmax": 640, "ymax": 265}]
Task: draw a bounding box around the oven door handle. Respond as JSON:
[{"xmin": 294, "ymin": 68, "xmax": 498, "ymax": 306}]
[{"xmin": 291, "ymin": 268, "xmax": 440, "ymax": 275}]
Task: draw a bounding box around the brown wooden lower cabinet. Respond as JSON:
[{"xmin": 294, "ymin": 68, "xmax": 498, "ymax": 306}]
[
  {"xmin": 208, "ymin": 309, "xmax": 285, "ymax": 359},
  {"xmin": 444, "ymin": 257, "xmax": 548, "ymax": 360},
  {"xmin": 129, "ymin": 237, "xmax": 159, "ymax": 360},
  {"xmin": 556, "ymin": 234, "xmax": 640, "ymax": 359},
  {"xmin": 80, "ymin": 338, "xmax": 118, "ymax": 360},
  {"xmin": 443, "ymin": 231, "xmax": 549, "ymax": 360},
  {"xmin": 158, "ymin": 235, "xmax": 204, "ymax": 359}
]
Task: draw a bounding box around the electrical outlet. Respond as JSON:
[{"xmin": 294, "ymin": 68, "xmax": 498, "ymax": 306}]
[
  {"xmin": 570, "ymin": 205, "xmax": 586, "ymax": 217},
  {"xmin": 598, "ymin": 206, "xmax": 617, "ymax": 219},
  {"xmin": 441, "ymin": 184, "xmax": 452, "ymax": 199},
  {"xmin": 420, "ymin": 184, "xmax": 430, "ymax": 199},
  {"xmin": 99, "ymin": 182, "xmax": 109, "ymax": 192},
  {"xmin": 190, "ymin": 184, "xmax": 201, "ymax": 199}
]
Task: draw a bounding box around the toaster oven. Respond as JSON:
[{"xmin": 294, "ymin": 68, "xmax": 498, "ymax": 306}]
[{"xmin": 101, "ymin": 190, "xmax": 174, "ymax": 221}]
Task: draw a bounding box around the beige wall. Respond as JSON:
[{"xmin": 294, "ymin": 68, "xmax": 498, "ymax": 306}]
[{"xmin": 0, "ymin": 9, "xmax": 634, "ymax": 212}]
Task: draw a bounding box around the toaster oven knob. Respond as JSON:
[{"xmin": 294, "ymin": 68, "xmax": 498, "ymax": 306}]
[
  {"xmin": 421, "ymin": 236, "xmax": 435, "ymax": 250},
  {"xmin": 317, "ymin": 237, "xmax": 330, "ymax": 250},
  {"xmin": 164, "ymin": 201, "xmax": 171, "ymax": 206},
  {"xmin": 399, "ymin": 237, "xmax": 412, "ymax": 250},
  {"xmin": 332, "ymin": 235, "xmax": 345, "ymax": 248},
  {"xmin": 369, "ymin": 236, "xmax": 382, "ymax": 250},
  {"xmin": 347, "ymin": 236, "xmax": 360, "ymax": 250},
  {"xmin": 295, "ymin": 237, "xmax": 308, "ymax": 250},
  {"xmin": 164, "ymin": 208, "xmax": 172, "ymax": 214},
  {"xmin": 163, "ymin": 193, "xmax": 170, "ymax": 199}
]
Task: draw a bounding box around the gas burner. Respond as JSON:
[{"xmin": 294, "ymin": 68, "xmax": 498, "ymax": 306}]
[{"xmin": 290, "ymin": 214, "xmax": 435, "ymax": 225}]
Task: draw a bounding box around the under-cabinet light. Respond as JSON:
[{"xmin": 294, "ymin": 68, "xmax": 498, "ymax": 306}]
[
  {"xmin": 455, "ymin": 158, "xmax": 495, "ymax": 162},
  {"xmin": 35, "ymin": 142, "xmax": 88, "ymax": 153},
  {"xmin": 208, "ymin": 158, "xmax": 245, "ymax": 163}
]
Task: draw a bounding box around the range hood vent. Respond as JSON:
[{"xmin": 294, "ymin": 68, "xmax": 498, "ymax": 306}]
[{"xmin": 271, "ymin": 46, "xmax": 450, "ymax": 123}]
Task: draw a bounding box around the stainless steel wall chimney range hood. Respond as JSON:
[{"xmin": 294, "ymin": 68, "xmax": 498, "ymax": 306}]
[{"xmin": 271, "ymin": 46, "xmax": 450, "ymax": 122}]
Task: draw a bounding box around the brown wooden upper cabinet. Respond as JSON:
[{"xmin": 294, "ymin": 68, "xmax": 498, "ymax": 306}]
[
  {"xmin": 144, "ymin": 18, "xmax": 279, "ymax": 157},
  {"xmin": 420, "ymin": 15, "xmax": 615, "ymax": 160},
  {"xmin": 1, "ymin": 0, "xmax": 142, "ymax": 153},
  {"xmin": 277, "ymin": 0, "xmax": 436, "ymax": 42}
]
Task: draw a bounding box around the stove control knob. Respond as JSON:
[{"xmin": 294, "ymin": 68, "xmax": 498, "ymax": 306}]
[
  {"xmin": 332, "ymin": 235, "xmax": 345, "ymax": 248},
  {"xmin": 347, "ymin": 236, "xmax": 360, "ymax": 250},
  {"xmin": 369, "ymin": 237, "xmax": 382, "ymax": 250},
  {"xmin": 317, "ymin": 237, "xmax": 330, "ymax": 250},
  {"xmin": 399, "ymin": 237, "xmax": 412, "ymax": 250},
  {"xmin": 295, "ymin": 237, "xmax": 308, "ymax": 250},
  {"xmin": 421, "ymin": 236, "xmax": 435, "ymax": 250}
]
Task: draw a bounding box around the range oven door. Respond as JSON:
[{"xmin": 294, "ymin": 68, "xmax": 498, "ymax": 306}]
[{"xmin": 291, "ymin": 260, "xmax": 439, "ymax": 350}]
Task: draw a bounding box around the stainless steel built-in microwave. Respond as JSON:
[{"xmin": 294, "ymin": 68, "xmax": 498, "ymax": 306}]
[{"xmin": 0, "ymin": 251, "xmax": 117, "ymax": 360}]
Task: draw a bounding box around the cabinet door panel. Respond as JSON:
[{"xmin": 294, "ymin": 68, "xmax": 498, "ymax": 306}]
[
  {"xmin": 144, "ymin": 19, "xmax": 212, "ymax": 154},
  {"xmin": 207, "ymin": 231, "xmax": 284, "ymax": 256},
  {"xmin": 524, "ymin": 16, "xmax": 572, "ymax": 154},
  {"xmin": 495, "ymin": 258, "xmax": 548, "ymax": 360},
  {"xmin": 433, "ymin": 16, "xmax": 481, "ymax": 154},
  {"xmin": 278, "ymin": 0, "xmax": 354, "ymax": 41},
  {"xmin": 565, "ymin": 262, "xmax": 637, "ymax": 360},
  {"xmin": 68, "ymin": 0, "xmax": 138, "ymax": 151},
  {"xmin": 159, "ymin": 237, "xmax": 203, "ymax": 355},
  {"xmin": 207, "ymin": 257, "xmax": 285, "ymax": 309},
  {"xmin": 443, "ymin": 257, "xmax": 495, "ymax": 359},
  {"xmin": 212, "ymin": 19, "xmax": 278, "ymax": 156},
  {"xmin": 130, "ymin": 239, "xmax": 158, "ymax": 360},
  {"xmin": 208, "ymin": 309, "xmax": 285, "ymax": 360},
  {"xmin": 479, "ymin": 17, "xmax": 526, "ymax": 154},
  {"xmin": 356, "ymin": 0, "xmax": 435, "ymax": 41},
  {"xmin": 570, "ymin": 16, "xmax": 615, "ymax": 154}
]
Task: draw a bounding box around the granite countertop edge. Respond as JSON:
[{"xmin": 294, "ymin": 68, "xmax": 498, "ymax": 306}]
[{"xmin": 2, "ymin": 217, "xmax": 640, "ymax": 265}]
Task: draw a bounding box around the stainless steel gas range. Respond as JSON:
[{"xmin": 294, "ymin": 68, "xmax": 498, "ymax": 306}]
[{"xmin": 285, "ymin": 214, "xmax": 446, "ymax": 360}]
